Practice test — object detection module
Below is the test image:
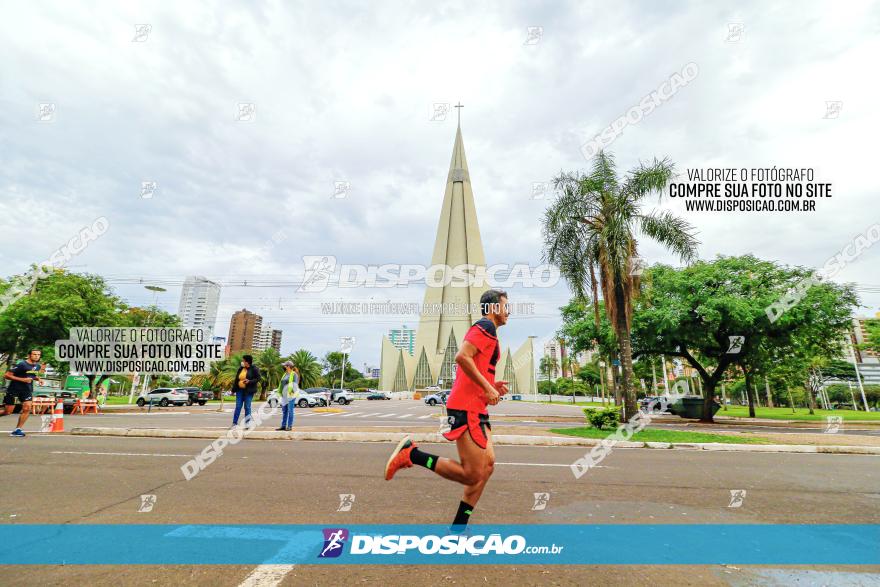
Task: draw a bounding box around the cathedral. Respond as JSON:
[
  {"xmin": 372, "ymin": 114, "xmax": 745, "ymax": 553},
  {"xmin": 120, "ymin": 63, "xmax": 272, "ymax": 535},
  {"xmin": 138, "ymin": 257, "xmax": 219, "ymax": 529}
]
[{"xmin": 378, "ymin": 122, "xmax": 536, "ymax": 395}]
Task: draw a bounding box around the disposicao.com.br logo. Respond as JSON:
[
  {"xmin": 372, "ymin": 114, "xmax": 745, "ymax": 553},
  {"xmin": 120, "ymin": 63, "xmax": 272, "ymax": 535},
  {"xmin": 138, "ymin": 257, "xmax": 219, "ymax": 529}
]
[{"xmin": 318, "ymin": 528, "xmax": 563, "ymax": 557}]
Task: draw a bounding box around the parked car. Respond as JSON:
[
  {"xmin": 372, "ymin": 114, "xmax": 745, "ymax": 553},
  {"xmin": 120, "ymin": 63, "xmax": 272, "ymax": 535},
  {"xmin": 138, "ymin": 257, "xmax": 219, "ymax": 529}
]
[
  {"xmin": 424, "ymin": 391, "xmax": 448, "ymax": 406},
  {"xmin": 137, "ymin": 388, "xmax": 188, "ymax": 407},
  {"xmin": 178, "ymin": 386, "xmax": 213, "ymax": 406},
  {"xmin": 267, "ymin": 390, "xmax": 319, "ymax": 408},
  {"xmin": 510, "ymin": 394, "xmax": 523, "ymax": 401},
  {"xmin": 367, "ymin": 391, "xmax": 391, "ymax": 400},
  {"xmin": 638, "ymin": 396, "xmax": 673, "ymax": 413},
  {"xmin": 330, "ymin": 389, "xmax": 354, "ymax": 405},
  {"xmin": 303, "ymin": 387, "xmax": 332, "ymax": 406}
]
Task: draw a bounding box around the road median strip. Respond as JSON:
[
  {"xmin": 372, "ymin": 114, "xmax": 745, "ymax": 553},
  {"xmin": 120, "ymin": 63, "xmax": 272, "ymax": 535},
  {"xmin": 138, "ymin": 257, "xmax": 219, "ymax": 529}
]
[{"xmin": 68, "ymin": 427, "xmax": 880, "ymax": 455}]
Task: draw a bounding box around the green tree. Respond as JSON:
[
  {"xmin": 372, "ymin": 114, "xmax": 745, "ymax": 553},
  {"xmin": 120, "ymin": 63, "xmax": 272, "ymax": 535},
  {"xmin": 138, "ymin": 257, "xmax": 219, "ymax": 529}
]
[
  {"xmin": 631, "ymin": 256, "xmax": 858, "ymax": 421},
  {"xmin": 256, "ymin": 347, "xmax": 283, "ymax": 400},
  {"xmin": 289, "ymin": 349, "xmax": 322, "ymax": 389},
  {"xmin": 0, "ymin": 269, "xmax": 122, "ymax": 367},
  {"xmin": 321, "ymin": 351, "xmax": 361, "ymax": 388},
  {"xmin": 543, "ymin": 152, "xmax": 698, "ymax": 420},
  {"xmin": 538, "ymin": 355, "xmax": 558, "ymax": 381},
  {"xmin": 861, "ymin": 319, "xmax": 880, "ymax": 355}
]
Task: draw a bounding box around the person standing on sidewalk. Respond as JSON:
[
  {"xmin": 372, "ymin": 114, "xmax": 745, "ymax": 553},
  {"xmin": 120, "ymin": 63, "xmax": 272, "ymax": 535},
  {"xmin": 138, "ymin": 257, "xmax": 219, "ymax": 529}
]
[
  {"xmin": 1, "ymin": 349, "xmax": 45, "ymax": 437},
  {"xmin": 276, "ymin": 361, "xmax": 299, "ymax": 431},
  {"xmin": 232, "ymin": 354, "xmax": 261, "ymax": 427}
]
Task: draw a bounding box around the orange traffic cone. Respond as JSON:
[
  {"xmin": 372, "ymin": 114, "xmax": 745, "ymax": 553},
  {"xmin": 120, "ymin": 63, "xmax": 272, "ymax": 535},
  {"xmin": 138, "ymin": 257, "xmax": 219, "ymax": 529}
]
[{"xmin": 50, "ymin": 401, "xmax": 64, "ymax": 432}]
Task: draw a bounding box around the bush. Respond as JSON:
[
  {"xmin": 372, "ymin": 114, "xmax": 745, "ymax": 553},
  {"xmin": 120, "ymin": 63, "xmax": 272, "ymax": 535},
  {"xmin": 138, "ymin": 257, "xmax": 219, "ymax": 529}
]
[{"xmin": 584, "ymin": 406, "xmax": 621, "ymax": 430}]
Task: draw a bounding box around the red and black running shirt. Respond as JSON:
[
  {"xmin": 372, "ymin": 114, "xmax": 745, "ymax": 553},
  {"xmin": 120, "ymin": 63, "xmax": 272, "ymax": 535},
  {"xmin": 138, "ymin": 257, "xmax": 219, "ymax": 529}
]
[{"xmin": 446, "ymin": 317, "xmax": 500, "ymax": 415}]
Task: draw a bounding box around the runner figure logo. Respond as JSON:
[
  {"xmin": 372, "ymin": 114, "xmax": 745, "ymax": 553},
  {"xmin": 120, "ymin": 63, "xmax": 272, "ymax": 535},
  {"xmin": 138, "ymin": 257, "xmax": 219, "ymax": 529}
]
[
  {"xmin": 318, "ymin": 528, "xmax": 349, "ymax": 558},
  {"xmin": 531, "ymin": 492, "xmax": 550, "ymax": 511},
  {"xmin": 138, "ymin": 494, "xmax": 157, "ymax": 513},
  {"xmin": 726, "ymin": 336, "xmax": 745, "ymax": 354},
  {"xmin": 299, "ymin": 256, "xmax": 336, "ymax": 292},
  {"xmin": 727, "ymin": 490, "xmax": 746, "ymax": 508},
  {"xmin": 824, "ymin": 416, "xmax": 843, "ymax": 434},
  {"xmin": 337, "ymin": 494, "xmax": 355, "ymax": 512}
]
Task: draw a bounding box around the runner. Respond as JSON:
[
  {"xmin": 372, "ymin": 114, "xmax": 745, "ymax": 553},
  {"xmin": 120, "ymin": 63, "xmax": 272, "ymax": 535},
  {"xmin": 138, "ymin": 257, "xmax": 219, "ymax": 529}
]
[
  {"xmin": 1, "ymin": 349, "xmax": 45, "ymax": 437},
  {"xmin": 384, "ymin": 289, "xmax": 509, "ymax": 530}
]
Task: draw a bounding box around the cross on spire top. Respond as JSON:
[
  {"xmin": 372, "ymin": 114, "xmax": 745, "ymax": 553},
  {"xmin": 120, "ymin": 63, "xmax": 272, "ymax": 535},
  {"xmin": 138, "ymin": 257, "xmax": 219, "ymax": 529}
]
[{"xmin": 454, "ymin": 101, "xmax": 464, "ymax": 127}]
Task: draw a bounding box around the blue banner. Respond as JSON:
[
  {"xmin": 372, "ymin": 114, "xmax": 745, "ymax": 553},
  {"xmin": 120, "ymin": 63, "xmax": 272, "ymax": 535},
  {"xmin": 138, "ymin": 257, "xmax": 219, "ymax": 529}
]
[{"xmin": 2, "ymin": 524, "xmax": 877, "ymax": 565}]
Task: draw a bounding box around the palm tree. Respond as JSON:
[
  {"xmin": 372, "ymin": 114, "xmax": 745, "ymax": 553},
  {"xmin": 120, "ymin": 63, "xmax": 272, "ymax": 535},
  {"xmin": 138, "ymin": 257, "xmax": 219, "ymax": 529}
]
[
  {"xmin": 289, "ymin": 349, "xmax": 322, "ymax": 389},
  {"xmin": 542, "ymin": 151, "xmax": 698, "ymax": 420},
  {"xmin": 539, "ymin": 355, "xmax": 559, "ymax": 381},
  {"xmin": 256, "ymin": 347, "xmax": 283, "ymax": 400}
]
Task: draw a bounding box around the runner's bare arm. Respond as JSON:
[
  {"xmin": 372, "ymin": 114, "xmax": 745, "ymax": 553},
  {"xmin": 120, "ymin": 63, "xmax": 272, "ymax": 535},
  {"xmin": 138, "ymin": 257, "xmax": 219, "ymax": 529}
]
[
  {"xmin": 455, "ymin": 341, "xmax": 500, "ymax": 405},
  {"xmin": 4, "ymin": 371, "xmax": 31, "ymax": 383}
]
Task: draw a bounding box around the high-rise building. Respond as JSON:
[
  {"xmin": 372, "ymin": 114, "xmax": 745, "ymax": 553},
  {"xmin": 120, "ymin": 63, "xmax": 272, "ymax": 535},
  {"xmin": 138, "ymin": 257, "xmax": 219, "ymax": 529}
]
[
  {"xmin": 388, "ymin": 325, "xmax": 416, "ymax": 356},
  {"xmin": 378, "ymin": 124, "xmax": 535, "ymax": 394},
  {"xmin": 543, "ymin": 339, "xmax": 564, "ymax": 380},
  {"xmin": 253, "ymin": 323, "xmax": 283, "ymax": 353},
  {"xmin": 227, "ymin": 309, "xmax": 262, "ymax": 353},
  {"xmin": 177, "ymin": 276, "xmax": 220, "ymax": 336}
]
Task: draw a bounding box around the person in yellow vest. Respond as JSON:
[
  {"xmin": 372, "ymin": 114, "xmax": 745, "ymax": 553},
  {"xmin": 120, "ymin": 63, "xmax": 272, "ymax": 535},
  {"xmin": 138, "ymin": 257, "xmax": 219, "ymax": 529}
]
[{"xmin": 276, "ymin": 361, "xmax": 299, "ymax": 431}]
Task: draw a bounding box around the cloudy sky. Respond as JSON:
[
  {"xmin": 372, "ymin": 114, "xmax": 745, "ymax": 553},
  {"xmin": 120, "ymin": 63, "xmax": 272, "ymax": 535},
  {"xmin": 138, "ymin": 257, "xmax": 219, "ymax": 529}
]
[{"xmin": 2, "ymin": 1, "xmax": 878, "ymax": 370}]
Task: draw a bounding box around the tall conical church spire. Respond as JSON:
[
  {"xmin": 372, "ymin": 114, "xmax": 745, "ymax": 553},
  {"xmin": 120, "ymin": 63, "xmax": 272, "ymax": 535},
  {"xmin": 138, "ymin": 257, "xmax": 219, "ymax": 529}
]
[
  {"xmin": 415, "ymin": 125, "xmax": 487, "ymax": 357},
  {"xmin": 378, "ymin": 124, "xmax": 536, "ymax": 395}
]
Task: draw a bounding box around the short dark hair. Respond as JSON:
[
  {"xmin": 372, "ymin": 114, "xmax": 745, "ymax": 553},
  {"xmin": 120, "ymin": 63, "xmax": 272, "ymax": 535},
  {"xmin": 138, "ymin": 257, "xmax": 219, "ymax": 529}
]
[
  {"xmin": 29, "ymin": 348, "xmax": 42, "ymax": 354},
  {"xmin": 242, "ymin": 354, "xmax": 253, "ymax": 364},
  {"xmin": 480, "ymin": 289, "xmax": 508, "ymax": 316}
]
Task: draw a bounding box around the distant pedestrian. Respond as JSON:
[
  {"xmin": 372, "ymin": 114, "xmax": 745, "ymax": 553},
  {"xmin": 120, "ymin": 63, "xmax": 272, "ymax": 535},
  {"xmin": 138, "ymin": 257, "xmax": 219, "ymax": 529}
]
[
  {"xmin": 276, "ymin": 361, "xmax": 299, "ymax": 431},
  {"xmin": 1, "ymin": 349, "xmax": 45, "ymax": 437},
  {"xmin": 232, "ymin": 354, "xmax": 261, "ymax": 427}
]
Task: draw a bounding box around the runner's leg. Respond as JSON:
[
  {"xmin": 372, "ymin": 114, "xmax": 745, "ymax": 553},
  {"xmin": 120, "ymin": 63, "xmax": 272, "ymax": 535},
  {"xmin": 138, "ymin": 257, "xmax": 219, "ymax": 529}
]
[
  {"xmin": 16, "ymin": 400, "xmax": 31, "ymax": 429},
  {"xmin": 461, "ymin": 428, "xmax": 494, "ymax": 506},
  {"xmin": 432, "ymin": 428, "xmax": 490, "ymax": 489}
]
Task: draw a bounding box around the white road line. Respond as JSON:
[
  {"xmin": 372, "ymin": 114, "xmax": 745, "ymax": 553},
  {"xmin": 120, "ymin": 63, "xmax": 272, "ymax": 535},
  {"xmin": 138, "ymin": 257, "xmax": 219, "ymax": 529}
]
[
  {"xmin": 396, "ymin": 414, "xmax": 414, "ymax": 419},
  {"xmin": 357, "ymin": 413, "xmax": 382, "ymax": 418},
  {"xmin": 238, "ymin": 564, "xmax": 296, "ymax": 587},
  {"xmin": 418, "ymin": 414, "xmax": 434, "ymax": 419},
  {"xmin": 495, "ymin": 461, "xmax": 608, "ymax": 468},
  {"xmin": 340, "ymin": 412, "xmax": 359, "ymax": 417},
  {"xmin": 319, "ymin": 412, "xmax": 338, "ymax": 417},
  {"xmin": 378, "ymin": 413, "xmax": 398, "ymax": 418},
  {"xmin": 50, "ymin": 451, "xmax": 189, "ymax": 457}
]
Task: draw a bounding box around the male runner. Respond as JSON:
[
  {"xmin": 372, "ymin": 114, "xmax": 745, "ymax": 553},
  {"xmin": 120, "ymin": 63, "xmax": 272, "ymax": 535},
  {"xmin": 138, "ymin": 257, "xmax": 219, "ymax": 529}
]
[
  {"xmin": 1, "ymin": 349, "xmax": 45, "ymax": 437},
  {"xmin": 384, "ymin": 289, "xmax": 509, "ymax": 530}
]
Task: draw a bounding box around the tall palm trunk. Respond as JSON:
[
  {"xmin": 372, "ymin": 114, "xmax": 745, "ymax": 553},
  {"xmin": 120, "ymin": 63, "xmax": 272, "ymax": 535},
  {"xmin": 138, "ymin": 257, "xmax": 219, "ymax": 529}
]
[{"xmin": 613, "ymin": 280, "xmax": 638, "ymax": 420}]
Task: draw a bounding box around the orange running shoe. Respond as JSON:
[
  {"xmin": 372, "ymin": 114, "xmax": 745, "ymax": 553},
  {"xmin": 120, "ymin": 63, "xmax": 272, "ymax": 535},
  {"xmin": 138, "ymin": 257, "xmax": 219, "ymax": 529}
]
[{"xmin": 384, "ymin": 436, "xmax": 415, "ymax": 480}]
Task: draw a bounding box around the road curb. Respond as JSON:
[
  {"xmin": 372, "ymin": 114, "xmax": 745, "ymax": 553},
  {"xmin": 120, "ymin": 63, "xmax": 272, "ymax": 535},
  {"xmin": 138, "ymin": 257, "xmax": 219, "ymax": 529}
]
[{"xmin": 68, "ymin": 427, "xmax": 880, "ymax": 455}]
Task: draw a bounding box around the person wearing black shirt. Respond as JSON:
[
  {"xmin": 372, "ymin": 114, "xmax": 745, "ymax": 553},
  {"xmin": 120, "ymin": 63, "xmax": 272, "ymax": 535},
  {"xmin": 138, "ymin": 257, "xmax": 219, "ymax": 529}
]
[{"xmin": 1, "ymin": 349, "xmax": 45, "ymax": 437}]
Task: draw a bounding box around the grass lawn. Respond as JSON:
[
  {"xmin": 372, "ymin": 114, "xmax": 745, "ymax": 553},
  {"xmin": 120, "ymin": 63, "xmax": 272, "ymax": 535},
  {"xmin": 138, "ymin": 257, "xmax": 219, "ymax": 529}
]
[
  {"xmin": 717, "ymin": 405, "xmax": 880, "ymax": 422},
  {"xmin": 521, "ymin": 400, "xmax": 607, "ymax": 407},
  {"xmin": 549, "ymin": 426, "xmax": 770, "ymax": 444}
]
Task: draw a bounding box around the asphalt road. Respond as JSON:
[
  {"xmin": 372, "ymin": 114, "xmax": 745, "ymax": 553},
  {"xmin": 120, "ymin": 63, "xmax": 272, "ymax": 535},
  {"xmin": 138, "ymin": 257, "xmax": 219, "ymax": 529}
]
[
  {"xmin": 0, "ymin": 399, "xmax": 590, "ymax": 432},
  {"xmin": 7, "ymin": 398, "xmax": 880, "ymax": 439},
  {"xmin": 1, "ymin": 432, "xmax": 878, "ymax": 586}
]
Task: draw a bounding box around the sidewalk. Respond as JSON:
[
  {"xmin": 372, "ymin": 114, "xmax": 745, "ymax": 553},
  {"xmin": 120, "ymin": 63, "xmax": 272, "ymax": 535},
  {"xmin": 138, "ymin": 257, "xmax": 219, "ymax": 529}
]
[{"xmin": 68, "ymin": 426, "xmax": 880, "ymax": 456}]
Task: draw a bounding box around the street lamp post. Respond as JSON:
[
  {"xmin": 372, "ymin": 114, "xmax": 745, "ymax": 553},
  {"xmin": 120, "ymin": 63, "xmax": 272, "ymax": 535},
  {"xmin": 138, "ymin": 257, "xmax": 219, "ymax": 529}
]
[
  {"xmin": 129, "ymin": 285, "xmax": 166, "ymax": 404},
  {"xmin": 339, "ymin": 336, "xmax": 355, "ymax": 392},
  {"xmin": 528, "ymin": 336, "xmax": 538, "ymax": 403}
]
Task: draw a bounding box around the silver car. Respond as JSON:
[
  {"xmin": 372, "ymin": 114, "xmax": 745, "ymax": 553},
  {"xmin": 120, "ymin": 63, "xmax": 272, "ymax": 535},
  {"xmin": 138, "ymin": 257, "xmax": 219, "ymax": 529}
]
[{"xmin": 267, "ymin": 390, "xmax": 319, "ymax": 409}]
